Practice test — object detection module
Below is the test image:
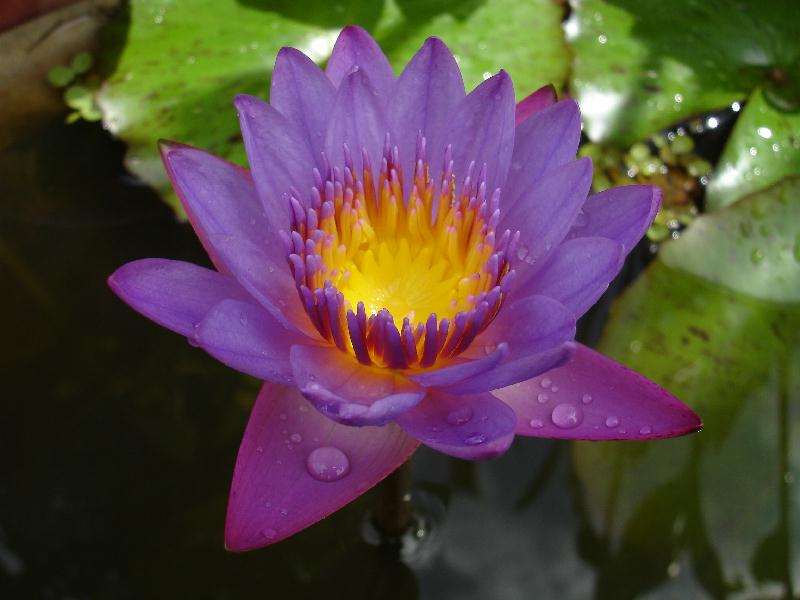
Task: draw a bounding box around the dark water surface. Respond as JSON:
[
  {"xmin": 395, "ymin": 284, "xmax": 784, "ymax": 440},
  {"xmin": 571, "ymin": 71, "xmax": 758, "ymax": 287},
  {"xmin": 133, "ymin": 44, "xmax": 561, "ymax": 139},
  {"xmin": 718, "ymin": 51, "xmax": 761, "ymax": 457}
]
[{"xmin": 1, "ymin": 120, "xmax": 797, "ymax": 599}]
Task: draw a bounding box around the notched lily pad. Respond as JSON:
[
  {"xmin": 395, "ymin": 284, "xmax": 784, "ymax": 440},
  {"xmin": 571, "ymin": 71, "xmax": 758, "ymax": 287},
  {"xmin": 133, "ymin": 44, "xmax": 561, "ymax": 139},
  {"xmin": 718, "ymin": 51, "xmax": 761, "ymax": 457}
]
[
  {"xmin": 661, "ymin": 176, "xmax": 800, "ymax": 303},
  {"xmin": 568, "ymin": 0, "xmax": 800, "ymax": 145}
]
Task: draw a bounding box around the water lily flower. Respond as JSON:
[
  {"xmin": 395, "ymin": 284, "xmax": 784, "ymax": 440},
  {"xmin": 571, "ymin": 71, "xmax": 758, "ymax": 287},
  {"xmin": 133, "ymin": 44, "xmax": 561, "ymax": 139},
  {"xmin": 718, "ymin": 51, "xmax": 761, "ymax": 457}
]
[{"xmin": 108, "ymin": 26, "xmax": 701, "ymax": 551}]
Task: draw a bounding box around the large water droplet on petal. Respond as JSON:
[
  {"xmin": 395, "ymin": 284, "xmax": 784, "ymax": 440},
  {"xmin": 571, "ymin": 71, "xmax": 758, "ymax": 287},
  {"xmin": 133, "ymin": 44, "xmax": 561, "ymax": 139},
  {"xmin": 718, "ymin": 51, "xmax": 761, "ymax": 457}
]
[
  {"xmin": 464, "ymin": 433, "xmax": 487, "ymax": 445},
  {"xmin": 306, "ymin": 446, "xmax": 350, "ymax": 482},
  {"xmin": 446, "ymin": 406, "xmax": 474, "ymax": 426},
  {"xmin": 529, "ymin": 419, "xmax": 544, "ymax": 429},
  {"xmin": 551, "ymin": 403, "xmax": 583, "ymax": 429},
  {"xmin": 605, "ymin": 416, "xmax": 620, "ymax": 428}
]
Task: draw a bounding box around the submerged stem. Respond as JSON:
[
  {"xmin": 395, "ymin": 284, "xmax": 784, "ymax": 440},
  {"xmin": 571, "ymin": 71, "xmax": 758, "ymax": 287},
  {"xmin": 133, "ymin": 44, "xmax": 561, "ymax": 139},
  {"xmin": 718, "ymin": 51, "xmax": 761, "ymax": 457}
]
[{"xmin": 373, "ymin": 461, "xmax": 413, "ymax": 539}]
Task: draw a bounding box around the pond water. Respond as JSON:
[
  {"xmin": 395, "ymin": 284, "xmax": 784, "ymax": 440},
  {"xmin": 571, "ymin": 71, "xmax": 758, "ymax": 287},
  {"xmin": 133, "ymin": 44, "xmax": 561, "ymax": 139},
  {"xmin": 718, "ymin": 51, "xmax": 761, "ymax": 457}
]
[{"xmin": 1, "ymin": 117, "xmax": 797, "ymax": 599}]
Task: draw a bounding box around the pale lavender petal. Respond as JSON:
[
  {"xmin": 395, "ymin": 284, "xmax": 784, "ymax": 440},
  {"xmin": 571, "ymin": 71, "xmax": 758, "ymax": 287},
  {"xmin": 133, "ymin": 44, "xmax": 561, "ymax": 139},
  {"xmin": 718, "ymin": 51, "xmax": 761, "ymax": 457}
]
[
  {"xmin": 108, "ymin": 259, "xmax": 249, "ymax": 337},
  {"xmin": 388, "ymin": 37, "xmax": 465, "ymax": 190},
  {"xmin": 408, "ymin": 343, "xmax": 508, "ymax": 388},
  {"xmin": 195, "ymin": 299, "xmax": 309, "ymax": 384},
  {"xmin": 463, "ymin": 295, "xmax": 576, "ymax": 360},
  {"xmin": 207, "ymin": 234, "xmax": 317, "ymax": 337},
  {"xmin": 325, "ymin": 25, "xmax": 395, "ymax": 97},
  {"xmin": 290, "ymin": 344, "xmax": 426, "ymax": 426},
  {"xmin": 444, "ymin": 343, "xmax": 576, "ymax": 395},
  {"xmin": 519, "ymin": 237, "xmax": 624, "ymax": 318},
  {"xmin": 505, "ymin": 157, "xmax": 593, "ymax": 273},
  {"xmin": 226, "ymin": 382, "xmax": 419, "ymax": 551},
  {"xmin": 445, "ymin": 71, "xmax": 515, "ymax": 193},
  {"xmin": 568, "ymin": 185, "xmax": 661, "ymax": 253},
  {"xmin": 514, "ymin": 84, "xmax": 556, "ymax": 126},
  {"xmin": 495, "ymin": 343, "xmax": 702, "ymax": 440},
  {"xmin": 160, "ymin": 142, "xmax": 280, "ymax": 270},
  {"xmin": 270, "ymin": 47, "xmax": 336, "ymax": 167},
  {"xmin": 324, "ymin": 68, "xmax": 386, "ymax": 179},
  {"xmin": 234, "ymin": 94, "xmax": 315, "ymax": 216},
  {"xmin": 397, "ymin": 389, "xmax": 516, "ymax": 460},
  {"xmin": 504, "ymin": 100, "xmax": 582, "ymax": 215}
]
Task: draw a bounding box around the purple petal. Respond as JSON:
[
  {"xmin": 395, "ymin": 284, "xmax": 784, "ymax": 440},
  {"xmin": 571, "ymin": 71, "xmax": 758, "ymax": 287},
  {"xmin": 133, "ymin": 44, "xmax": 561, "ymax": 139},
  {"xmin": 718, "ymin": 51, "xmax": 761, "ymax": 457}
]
[
  {"xmin": 289, "ymin": 344, "xmax": 426, "ymax": 426},
  {"xmin": 108, "ymin": 259, "xmax": 249, "ymax": 337},
  {"xmin": 194, "ymin": 299, "xmax": 309, "ymax": 384},
  {"xmin": 160, "ymin": 142, "xmax": 280, "ymax": 270},
  {"xmin": 397, "ymin": 389, "xmax": 516, "ymax": 460},
  {"xmin": 388, "ymin": 37, "xmax": 465, "ymax": 191},
  {"xmin": 207, "ymin": 234, "xmax": 317, "ymax": 337},
  {"xmin": 494, "ymin": 343, "xmax": 702, "ymax": 440},
  {"xmin": 324, "ymin": 67, "xmax": 386, "ymax": 179},
  {"xmin": 568, "ymin": 185, "xmax": 661, "ymax": 253},
  {"xmin": 505, "ymin": 157, "xmax": 593, "ymax": 273},
  {"xmin": 503, "ymin": 100, "xmax": 582, "ymax": 216},
  {"xmin": 408, "ymin": 343, "xmax": 508, "ymax": 388},
  {"xmin": 225, "ymin": 382, "xmax": 418, "ymax": 551},
  {"xmin": 270, "ymin": 47, "xmax": 336, "ymax": 168},
  {"xmin": 234, "ymin": 94, "xmax": 315, "ymax": 216},
  {"xmin": 514, "ymin": 84, "xmax": 556, "ymax": 126},
  {"xmin": 463, "ymin": 295, "xmax": 576, "ymax": 360},
  {"xmin": 325, "ymin": 25, "xmax": 395, "ymax": 97},
  {"xmin": 445, "ymin": 71, "xmax": 515, "ymax": 194},
  {"xmin": 519, "ymin": 237, "xmax": 624, "ymax": 318},
  {"xmin": 444, "ymin": 343, "xmax": 576, "ymax": 395}
]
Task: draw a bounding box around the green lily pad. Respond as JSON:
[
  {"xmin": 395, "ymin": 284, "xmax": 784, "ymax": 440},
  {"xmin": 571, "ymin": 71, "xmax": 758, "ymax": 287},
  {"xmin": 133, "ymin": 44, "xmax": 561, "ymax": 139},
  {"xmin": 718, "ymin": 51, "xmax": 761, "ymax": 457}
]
[
  {"xmin": 661, "ymin": 176, "xmax": 800, "ymax": 303},
  {"xmin": 705, "ymin": 89, "xmax": 800, "ymax": 210},
  {"xmin": 573, "ymin": 261, "xmax": 800, "ymax": 597},
  {"xmin": 96, "ymin": 0, "xmax": 569, "ymax": 216},
  {"xmin": 569, "ymin": 0, "xmax": 800, "ymax": 145}
]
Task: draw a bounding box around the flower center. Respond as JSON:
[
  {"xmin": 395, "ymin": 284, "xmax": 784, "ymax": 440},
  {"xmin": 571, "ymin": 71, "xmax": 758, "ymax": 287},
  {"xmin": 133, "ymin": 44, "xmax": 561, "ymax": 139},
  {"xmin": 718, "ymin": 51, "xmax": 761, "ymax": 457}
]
[{"xmin": 286, "ymin": 134, "xmax": 517, "ymax": 370}]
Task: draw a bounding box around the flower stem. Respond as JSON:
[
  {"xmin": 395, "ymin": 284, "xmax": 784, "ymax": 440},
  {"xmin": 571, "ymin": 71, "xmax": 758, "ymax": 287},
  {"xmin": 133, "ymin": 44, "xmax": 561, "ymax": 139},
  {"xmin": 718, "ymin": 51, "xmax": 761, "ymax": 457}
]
[{"xmin": 373, "ymin": 461, "xmax": 413, "ymax": 539}]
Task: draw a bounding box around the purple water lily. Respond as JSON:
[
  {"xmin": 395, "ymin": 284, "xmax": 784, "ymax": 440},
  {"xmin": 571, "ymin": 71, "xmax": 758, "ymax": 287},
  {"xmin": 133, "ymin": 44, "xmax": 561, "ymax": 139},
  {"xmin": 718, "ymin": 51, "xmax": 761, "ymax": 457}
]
[{"xmin": 109, "ymin": 26, "xmax": 701, "ymax": 551}]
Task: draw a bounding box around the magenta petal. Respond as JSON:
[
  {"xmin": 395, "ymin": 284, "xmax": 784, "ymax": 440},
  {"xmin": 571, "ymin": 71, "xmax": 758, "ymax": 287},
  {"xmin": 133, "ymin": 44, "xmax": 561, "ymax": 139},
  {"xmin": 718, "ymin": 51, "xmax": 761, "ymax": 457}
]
[
  {"xmin": 505, "ymin": 157, "xmax": 593, "ymax": 273},
  {"xmin": 108, "ymin": 259, "xmax": 249, "ymax": 337},
  {"xmin": 270, "ymin": 47, "xmax": 336, "ymax": 167},
  {"xmin": 503, "ymin": 100, "xmax": 582, "ymax": 216},
  {"xmin": 195, "ymin": 299, "xmax": 308, "ymax": 383},
  {"xmin": 388, "ymin": 37, "xmax": 465, "ymax": 190},
  {"xmin": 325, "ymin": 25, "xmax": 395, "ymax": 97},
  {"xmin": 569, "ymin": 185, "xmax": 661, "ymax": 253},
  {"xmin": 289, "ymin": 344, "xmax": 426, "ymax": 426},
  {"xmin": 514, "ymin": 84, "xmax": 556, "ymax": 126},
  {"xmin": 207, "ymin": 234, "xmax": 317, "ymax": 337},
  {"xmin": 445, "ymin": 71, "xmax": 515, "ymax": 193},
  {"xmin": 495, "ymin": 343, "xmax": 702, "ymax": 440},
  {"xmin": 234, "ymin": 94, "xmax": 315, "ymax": 215},
  {"xmin": 324, "ymin": 67, "xmax": 386, "ymax": 179},
  {"xmin": 445, "ymin": 343, "xmax": 576, "ymax": 395},
  {"xmin": 160, "ymin": 143, "xmax": 279, "ymax": 271},
  {"xmin": 520, "ymin": 237, "xmax": 624, "ymax": 318},
  {"xmin": 408, "ymin": 343, "xmax": 508, "ymax": 388},
  {"xmin": 225, "ymin": 382, "xmax": 418, "ymax": 551},
  {"xmin": 397, "ymin": 389, "xmax": 516, "ymax": 460}
]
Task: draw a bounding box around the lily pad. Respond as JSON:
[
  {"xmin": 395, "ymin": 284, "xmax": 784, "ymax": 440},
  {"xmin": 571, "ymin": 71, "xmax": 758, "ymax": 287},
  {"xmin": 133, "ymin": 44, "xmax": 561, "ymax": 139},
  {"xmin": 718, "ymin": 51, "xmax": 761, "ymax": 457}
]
[
  {"xmin": 96, "ymin": 0, "xmax": 569, "ymax": 215},
  {"xmin": 705, "ymin": 89, "xmax": 800, "ymax": 210},
  {"xmin": 568, "ymin": 0, "xmax": 800, "ymax": 145},
  {"xmin": 573, "ymin": 260, "xmax": 800, "ymax": 597},
  {"xmin": 661, "ymin": 176, "xmax": 800, "ymax": 303}
]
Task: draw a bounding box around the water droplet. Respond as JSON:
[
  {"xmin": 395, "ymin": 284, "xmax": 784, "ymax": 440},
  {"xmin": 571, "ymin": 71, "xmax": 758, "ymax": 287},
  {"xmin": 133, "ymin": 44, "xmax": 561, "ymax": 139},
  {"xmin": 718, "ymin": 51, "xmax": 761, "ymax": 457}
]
[
  {"xmin": 306, "ymin": 446, "xmax": 350, "ymax": 482},
  {"xmin": 279, "ymin": 508, "xmax": 288, "ymax": 516},
  {"xmin": 290, "ymin": 433, "xmax": 302, "ymax": 444},
  {"xmin": 605, "ymin": 416, "xmax": 619, "ymax": 428},
  {"xmin": 551, "ymin": 385, "xmax": 559, "ymax": 393},
  {"xmin": 537, "ymin": 392, "xmax": 549, "ymax": 403},
  {"xmin": 751, "ymin": 248, "xmax": 765, "ymax": 264},
  {"xmin": 551, "ymin": 403, "xmax": 583, "ymax": 429},
  {"xmin": 262, "ymin": 528, "xmax": 277, "ymax": 539},
  {"xmin": 639, "ymin": 426, "xmax": 653, "ymax": 435},
  {"xmin": 582, "ymin": 394, "xmax": 593, "ymax": 404},
  {"xmin": 529, "ymin": 419, "xmax": 544, "ymax": 429},
  {"xmin": 279, "ymin": 413, "xmax": 287, "ymax": 421},
  {"xmin": 238, "ymin": 314, "xmax": 248, "ymax": 326},
  {"xmin": 464, "ymin": 433, "xmax": 487, "ymax": 445},
  {"xmin": 256, "ymin": 445, "xmax": 264, "ymax": 453},
  {"xmin": 446, "ymin": 406, "xmax": 474, "ymax": 425},
  {"xmin": 540, "ymin": 377, "xmax": 552, "ymax": 389}
]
